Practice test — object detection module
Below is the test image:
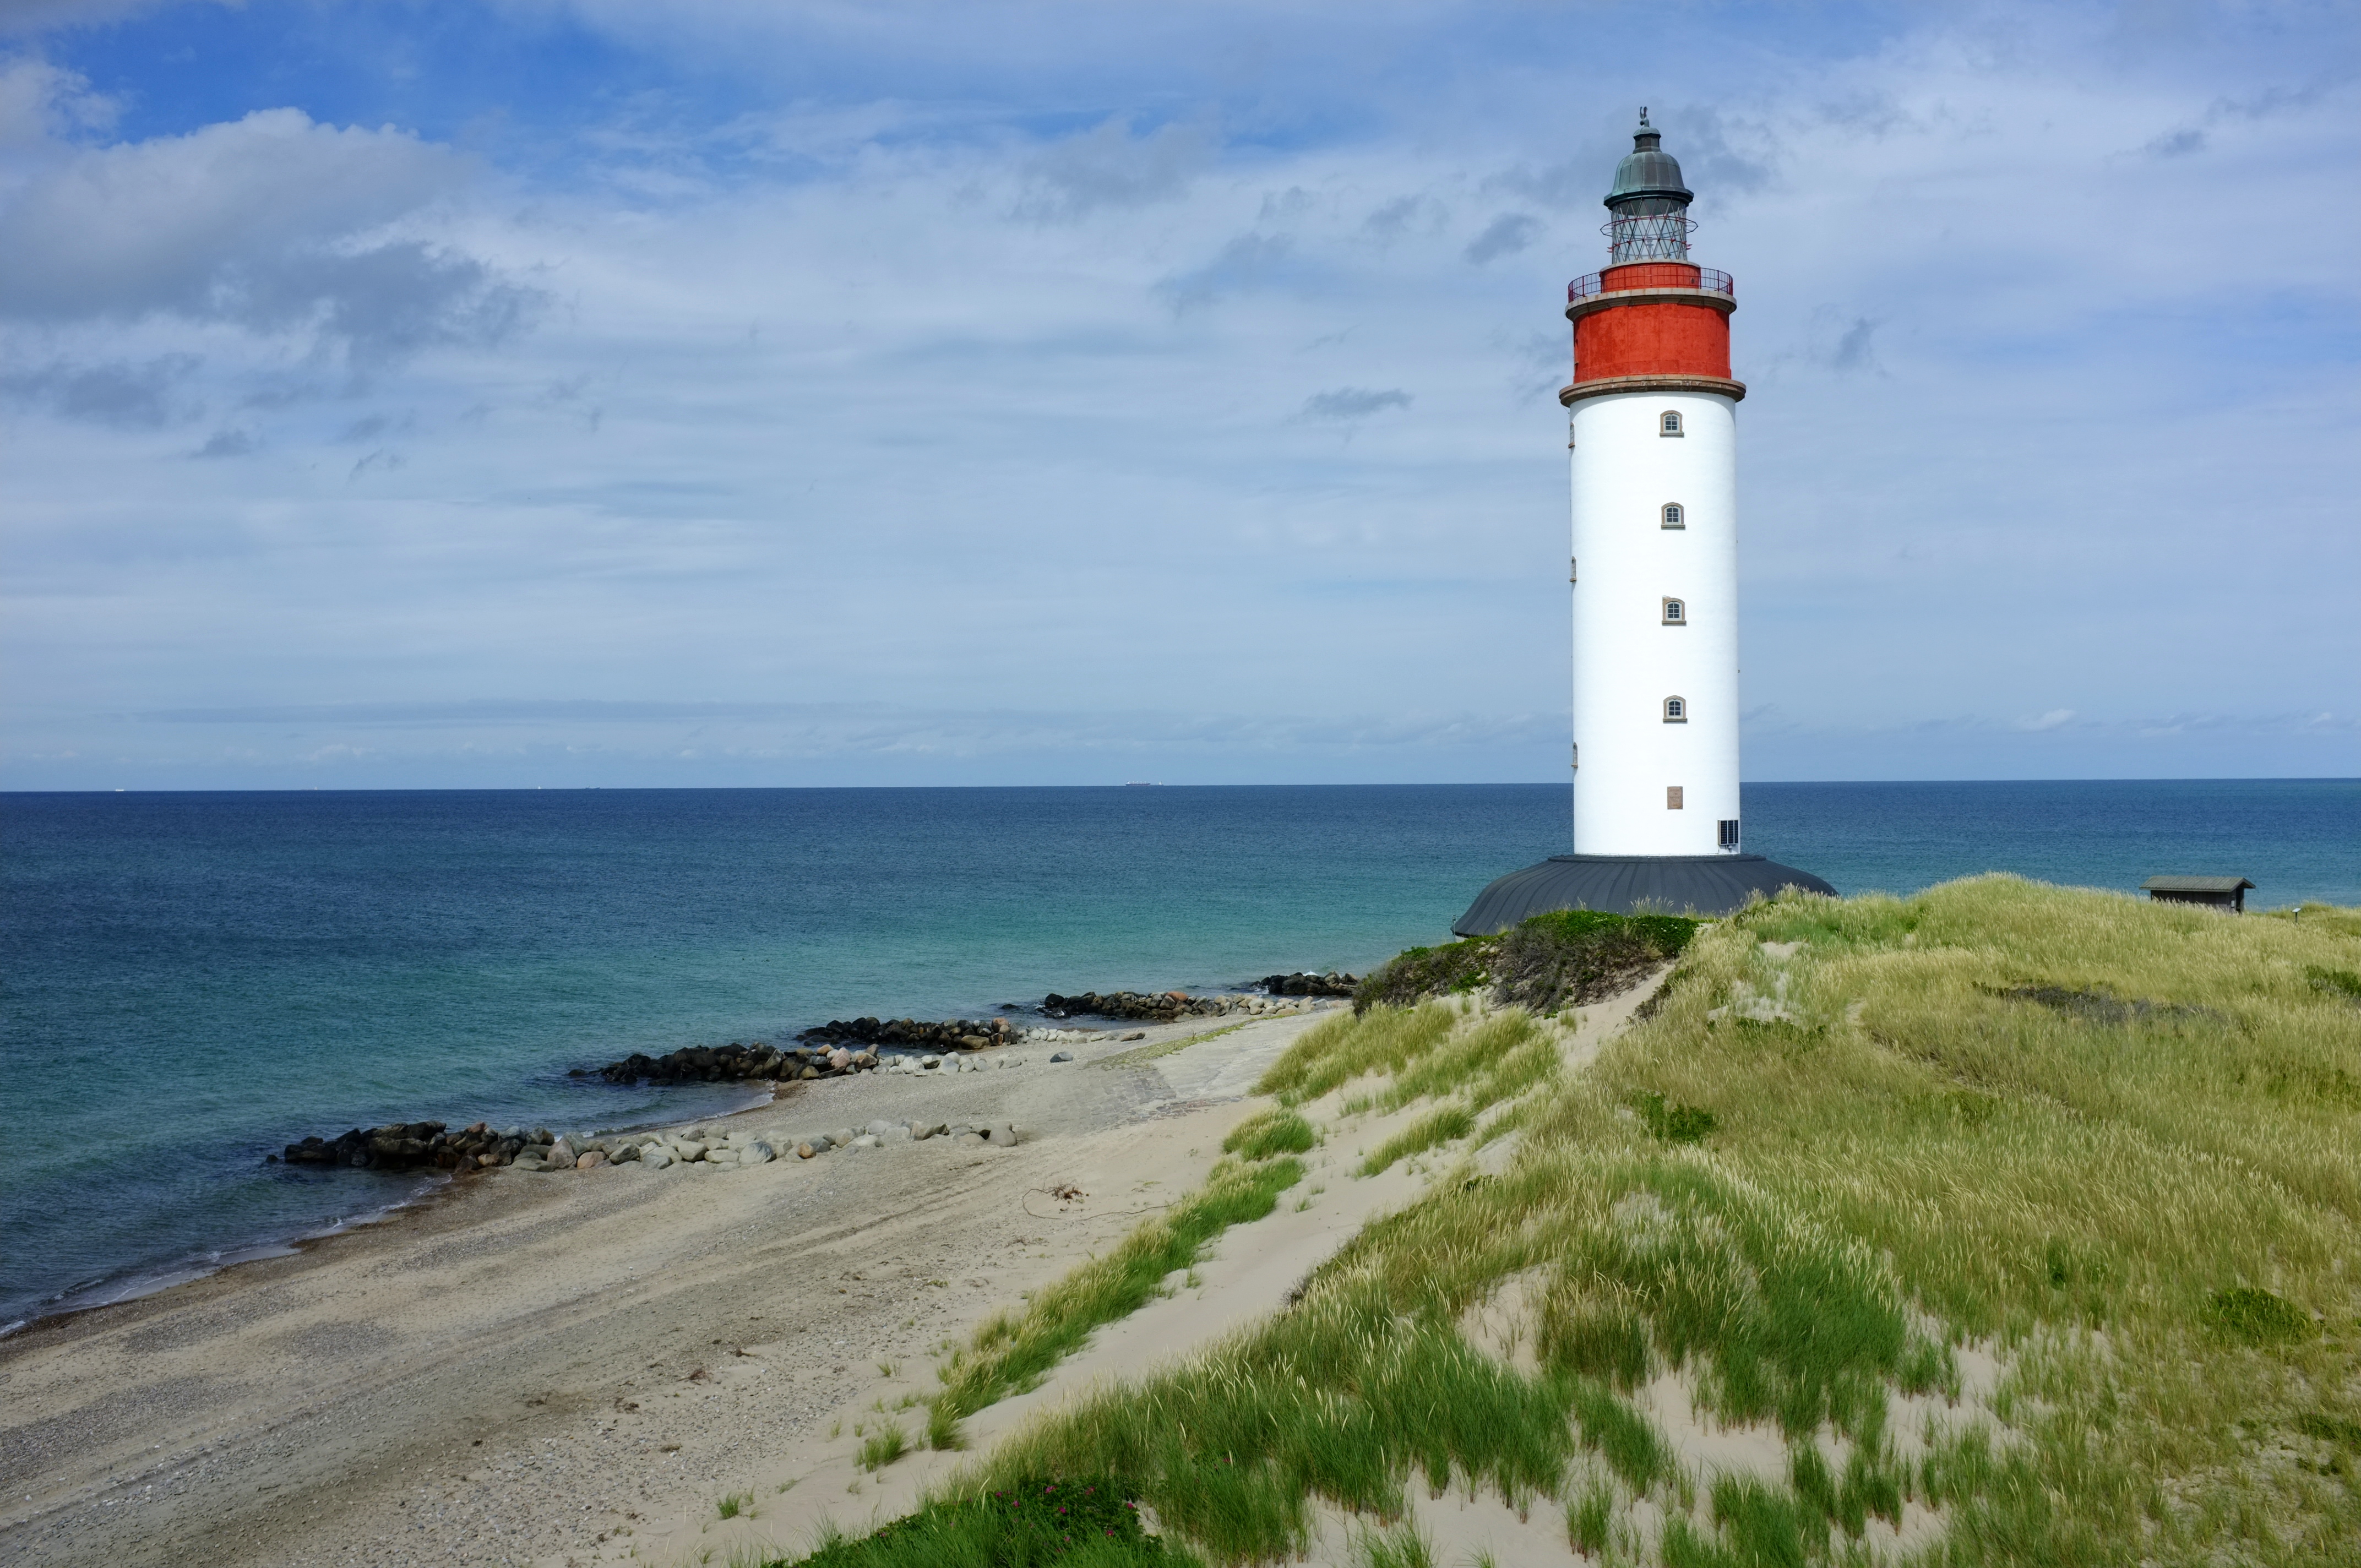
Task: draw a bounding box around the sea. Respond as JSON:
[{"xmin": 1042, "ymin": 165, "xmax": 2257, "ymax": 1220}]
[{"xmin": 3, "ymin": 779, "xmax": 2355, "ymax": 1331}]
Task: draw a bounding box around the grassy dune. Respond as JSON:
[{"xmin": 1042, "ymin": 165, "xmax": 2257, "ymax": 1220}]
[{"xmin": 973, "ymin": 879, "xmax": 2361, "ymax": 1565}]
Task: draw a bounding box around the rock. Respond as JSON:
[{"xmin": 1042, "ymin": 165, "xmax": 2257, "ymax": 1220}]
[
  {"xmin": 1258, "ymin": 971, "xmax": 1361, "ymax": 998},
  {"xmin": 644, "ymin": 1148, "xmax": 675, "ymax": 1170},
  {"xmin": 882, "ymin": 1125, "xmax": 911, "ymax": 1143},
  {"xmin": 851, "ymin": 1134, "xmax": 880, "ymax": 1149},
  {"xmin": 548, "ymin": 1140, "xmax": 577, "ymax": 1167},
  {"xmin": 591, "ymin": 1041, "xmax": 798, "ymax": 1087},
  {"xmin": 830, "ymin": 1128, "xmax": 857, "ymax": 1148},
  {"xmin": 911, "ymin": 1121, "xmax": 947, "ymax": 1141},
  {"xmin": 1122, "ymin": 1032, "xmax": 1147, "ymax": 1042},
  {"xmin": 674, "ymin": 1140, "xmax": 706, "ymax": 1161},
  {"xmin": 796, "ymin": 1141, "xmax": 824, "ymax": 1159},
  {"xmin": 986, "ymin": 1123, "xmax": 1024, "ymax": 1147},
  {"xmin": 866, "ymin": 1119, "xmax": 897, "ymax": 1137},
  {"xmin": 920, "ymin": 1055, "xmax": 941, "ymax": 1069},
  {"xmin": 610, "ymin": 1142, "xmax": 640, "ymax": 1163},
  {"xmin": 1051, "ymin": 1050, "xmax": 1074, "ymax": 1063},
  {"xmin": 743, "ymin": 1142, "xmax": 775, "ymax": 1165},
  {"xmin": 576, "ymin": 1150, "xmax": 608, "ymax": 1169}
]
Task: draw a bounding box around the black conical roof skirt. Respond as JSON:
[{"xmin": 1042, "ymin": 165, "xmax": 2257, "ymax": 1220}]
[{"xmin": 1453, "ymin": 855, "xmax": 1836, "ymax": 935}]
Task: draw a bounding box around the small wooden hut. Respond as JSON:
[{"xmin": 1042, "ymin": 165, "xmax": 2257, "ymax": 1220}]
[{"xmin": 2140, "ymin": 875, "xmax": 2254, "ymax": 914}]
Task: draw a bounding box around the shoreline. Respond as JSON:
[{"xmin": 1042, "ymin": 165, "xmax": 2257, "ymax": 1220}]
[
  {"xmin": 3, "ymin": 986, "xmax": 1347, "ymax": 1340},
  {"xmin": 0, "ymin": 1001, "xmax": 1343, "ymax": 1568}
]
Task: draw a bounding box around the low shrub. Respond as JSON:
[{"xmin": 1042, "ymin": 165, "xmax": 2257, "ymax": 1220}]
[
  {"xmin": 1491, "ymin": 911, "xmax": 1698, "ymax": 1015},
  {"xmin": 1351, "ymin": 912, "xmax": 1696, "ymax": 1017},
  {"xmin": 1353, "ymin": 938, "xmax": 1495, "ymax": 1014}
]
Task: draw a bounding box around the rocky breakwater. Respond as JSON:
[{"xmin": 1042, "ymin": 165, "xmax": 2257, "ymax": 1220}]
[
  {"xmin": 591, "ymin": 1040, "xmax": 882, "ymax": 1086},
  {"xmin": 794, "ymin": 1015, "xmax": 1024, "ymax": 1052},
  {"xmin": 1258, "ymin": 971, "xmax": 1361, "ymax": 998},
  {"xmin": 1038, "ymin": 984, "xmax": 1350, "ymax": 1021},
  {"xmin": 280, "ymin": 1121, "xmax": 549, "ymax": 1172}
]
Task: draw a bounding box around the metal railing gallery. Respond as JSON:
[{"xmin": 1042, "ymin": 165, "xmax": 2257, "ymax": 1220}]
[{"xmin": 1568, "ymin": 267, "xmax": 1734, "ymax": 304}]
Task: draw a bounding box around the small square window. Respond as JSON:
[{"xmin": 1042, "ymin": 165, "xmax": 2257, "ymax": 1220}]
[
  {"xmin": 1661, "ymin": 502, "xmax": 1684, "ymax": 529},
  {"xmin": 1660, "ymin": 411, "xmax": 1683, "ymax": 436},
  {"xmin": 1667, "ymin": 786, "xmax": 1685, "ymax": 809},
  {"xmin": 1662, "ymin": 597, "xmax": 1686, "ymax": 624},
  {"xmin": 1663, "ymin": 696, "xmax": 1686, "ymax": 722},
  {"xmin": 1718, "ymin": 818, "xmax": 1740, "ymax": 849}
]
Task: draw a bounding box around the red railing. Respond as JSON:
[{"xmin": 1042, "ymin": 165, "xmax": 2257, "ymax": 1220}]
[{"xmin": 1568, "ymin": 267, "xmax": 1733, "ymax": 303}]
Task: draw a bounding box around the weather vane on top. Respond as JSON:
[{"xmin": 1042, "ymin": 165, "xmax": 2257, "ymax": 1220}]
[{"xmin": 1639, "ymin": 106, "xmax": 1649, "ymax": 126}]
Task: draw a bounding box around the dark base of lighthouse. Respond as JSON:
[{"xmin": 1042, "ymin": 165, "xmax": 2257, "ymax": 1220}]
[{"xmin": 1452, "ymin": 854, "xmax": 1837, "ymax": 935}]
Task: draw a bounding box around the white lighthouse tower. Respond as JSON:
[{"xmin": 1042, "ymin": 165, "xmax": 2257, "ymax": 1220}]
[{"xmin": 1456, "ymin": 112, "xmax": 1831, "ymax": 929}]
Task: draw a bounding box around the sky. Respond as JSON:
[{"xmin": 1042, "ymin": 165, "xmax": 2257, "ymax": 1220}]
[{"xmin": 2, "ymin": 0, "xmax": 2355, "ymax": 790}]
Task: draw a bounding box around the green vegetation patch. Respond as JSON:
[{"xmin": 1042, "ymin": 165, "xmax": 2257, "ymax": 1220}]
[
  {"xmin": 2306, "ymin": 965, "xmax": 2361, "ymax": 1004},
  {"xmin": 2202, "ymin": 1286, "xmax": 2315, "ymax": 1346},
  {"xmin": 1634, "ymin": 1090, "xmax": 1716, "ymax": 1144},
  {"xmin": 776, "ymin": 1478, "xmax": 1192, "ymax": 1568}
]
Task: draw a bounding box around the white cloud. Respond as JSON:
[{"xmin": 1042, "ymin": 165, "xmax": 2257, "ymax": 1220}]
[{"xmin": 0, "ymin": 95, "xmax": 539, "ymax": 367}]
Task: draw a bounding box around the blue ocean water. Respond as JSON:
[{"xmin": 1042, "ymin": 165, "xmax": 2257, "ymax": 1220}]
[{"xmin": 3, "ymin": 780, "xmax": 2354, "ymax": 1329}]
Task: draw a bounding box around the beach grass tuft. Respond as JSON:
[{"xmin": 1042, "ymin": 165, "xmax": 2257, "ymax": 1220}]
[
  {"xmin": 858, "ymin": 1420, "xmax": 909, "ymax": 1471},
  {"xmin": 1221, "ymin": 1106, "xmax": 1316, "ymax": 1160}
]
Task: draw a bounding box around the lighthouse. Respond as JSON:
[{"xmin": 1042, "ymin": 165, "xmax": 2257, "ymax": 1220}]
[{"xmin": 1455, "ymin": 112, "xmax": 1832, "ymax": 930}]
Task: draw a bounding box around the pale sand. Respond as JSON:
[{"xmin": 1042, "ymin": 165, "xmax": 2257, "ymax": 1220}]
[{"xmin": 2, "ymin": 977, "xmax": 1696, "ymax": 1568}]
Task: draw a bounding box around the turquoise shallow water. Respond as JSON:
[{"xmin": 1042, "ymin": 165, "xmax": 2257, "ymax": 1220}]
[{"xmin": 3, "ymin": 780, "xmax": 2354, "ymax": 1328}]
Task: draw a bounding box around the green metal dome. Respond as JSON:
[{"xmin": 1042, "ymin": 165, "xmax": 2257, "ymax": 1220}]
[{"xmin": 1605, "ymin": 111, "xmax": 1692, "ymax": 211}]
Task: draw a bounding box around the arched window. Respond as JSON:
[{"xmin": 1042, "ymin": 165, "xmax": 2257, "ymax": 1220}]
[
  {"xmin": 1660, "ymin": 411, "xmax": 1683, "ymax": 436},
  {"xmin": 1663, "ymin": 696, "xmax": 1687, "ymax": 722},
  {"xmin": 1662, "ymin": 597, "xmax": 1687, "ymax": 624},
  {"xmin": 1661, "ymin": 502, "xmax": 1685, "ymax": 529}
]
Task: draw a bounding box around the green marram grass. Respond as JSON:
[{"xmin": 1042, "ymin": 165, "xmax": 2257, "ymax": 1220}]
[
  {"xmin": 965, "ymin": 878, "xmax": 2360, "ymax": 1566},
  {"xmin": 1222, "ymin": 1107, "xmax": 1317, "ymax": 1161},
  {"xmin": 771, "ymin": 1478, "xmax": 1195, "ymax": 1568}
]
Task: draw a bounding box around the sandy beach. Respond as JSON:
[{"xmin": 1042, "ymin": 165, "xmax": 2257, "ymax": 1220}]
[
  {"xmin": 1, "ymin": 972, "xmax": 1684, "ymax": 1568},
  {"xmin": 0, "ymin": 1006, "xmax": 1346, "ymax": 1567}
]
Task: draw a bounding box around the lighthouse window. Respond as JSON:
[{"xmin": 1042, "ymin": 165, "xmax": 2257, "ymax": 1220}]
[
  {"xmin": 1663, "ymin": 696, "xmax": 1687, "ymax": 722},
  {"xmin": 1661, "ymin": 503, "xmax": 1685, "ymax": 529},
  {"xmin": 1667, "ymin": 786, "xmax": 1685, "ymax": 809},
  {"xmin": 1660, "ymin": 411, "xmax": 1683, "ymax": 436},
  {"xmin": 1662, "ymin": 597, "xmax": 1687, "ymax": 624}
]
